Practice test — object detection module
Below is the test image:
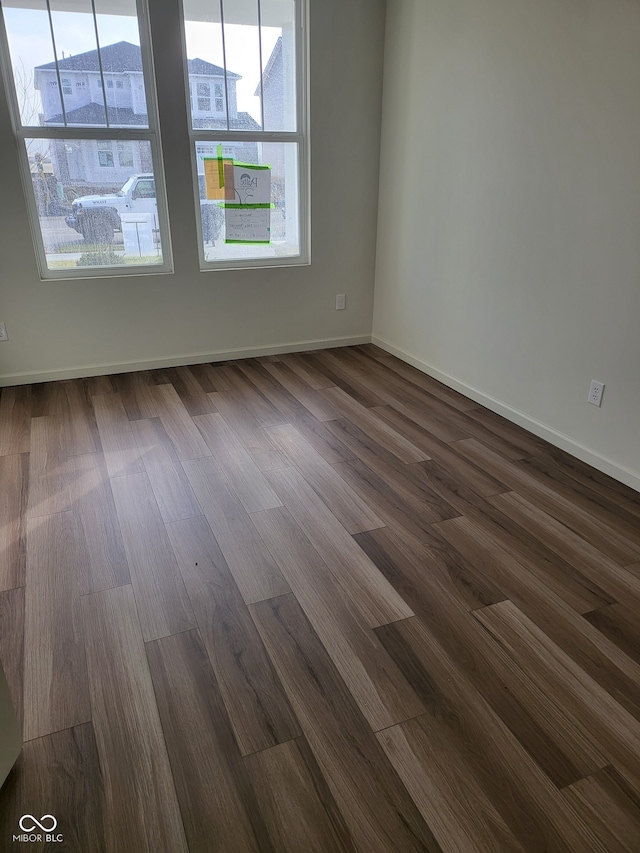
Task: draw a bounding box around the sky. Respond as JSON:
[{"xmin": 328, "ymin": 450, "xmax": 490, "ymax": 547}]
[{"xmin": 3, "ymin": 7, "xmax": 280, "ymax": 123}]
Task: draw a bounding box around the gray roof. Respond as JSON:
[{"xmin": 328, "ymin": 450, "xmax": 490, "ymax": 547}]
[
  {"xmin": 36, "ymin": 41, "xmax": 240, "ymax": 79},
  {"xmin": 44, "ymin": 101, "xmax": 261, "ymax": 131},
  {"xmin": 44, "ymin": 102, "xmax": 147, "ymax": 126},
  {"xmin": 193, "ymin": 112, "xmax": 262, "ymax": 131}
]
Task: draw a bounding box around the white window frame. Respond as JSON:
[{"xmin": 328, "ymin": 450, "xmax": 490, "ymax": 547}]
[
  {"xmin": 180, "ymin": 0, "xmax": 310, "ymax": 272},
  {"xmin": 0, "ymin": 0, "xmax": 173, "ymax": 280}
]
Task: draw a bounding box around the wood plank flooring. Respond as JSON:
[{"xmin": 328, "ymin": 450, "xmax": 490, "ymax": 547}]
[{"xmin": 1, "ymin": 344, "xmax": 640, "ymax": 851}]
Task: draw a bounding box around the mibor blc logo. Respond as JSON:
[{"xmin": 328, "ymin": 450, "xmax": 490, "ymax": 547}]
[{"xmin": 13, "ymin": 815, "xmax": 63, "ymax": 844}]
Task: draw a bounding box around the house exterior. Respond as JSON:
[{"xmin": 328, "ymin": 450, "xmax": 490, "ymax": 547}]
[{"xmin": 34, "ymin": 41, "xmax": 260, "ymax": 190}]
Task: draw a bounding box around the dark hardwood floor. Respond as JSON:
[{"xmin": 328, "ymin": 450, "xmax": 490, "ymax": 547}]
[{"xmin": 1, "ymin": 344, "xmax": 640, "ymax": 851}]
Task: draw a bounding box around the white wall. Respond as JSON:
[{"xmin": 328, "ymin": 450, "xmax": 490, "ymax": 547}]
[
  {"xmin": 374, "ymin": 0, "xmax": 640, "ymax": 490},
  {"xmin": 0, "ymin": 0, "xmax": 386, "ymax": 384}
]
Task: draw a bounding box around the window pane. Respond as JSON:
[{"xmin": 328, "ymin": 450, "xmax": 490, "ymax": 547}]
[
  {"xmin": 2, "ymin": 0, "xmax": 149, "ymax": 129},
  {"xmin": 260, "ymin": 0, "xmax": 296, "ymax": 131},
  {"xmin": 183, "ymin": 0, "xmax": 297, "ymax": 132},
  {"xmin": 26, "ymin": 137, "xmax": 164, "ymax": 270},
  {"xmin": 196, "ymin": 139, "xmax": 300, "ymax": 263}
]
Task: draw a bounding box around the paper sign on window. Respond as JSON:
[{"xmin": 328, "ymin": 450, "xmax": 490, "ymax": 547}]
[{"xmin": 223, "ymin": 162, "xmax": 272, "ymax": 244}]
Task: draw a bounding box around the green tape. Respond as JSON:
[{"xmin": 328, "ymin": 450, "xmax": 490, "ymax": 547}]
[
  {"xmin": 221, "ymin": 203, "xmax": 274, "ymax": 210},
  {"xmin": 217, "ymin": 143, "xmax": 224, "ymax": 189},
  {"xmin": 225, "ymin": 239, "xmax": 272, "ymax": 244},
  {"xmin": 232, "ymin": 161, "xmax": 271, "ymax": 170}
]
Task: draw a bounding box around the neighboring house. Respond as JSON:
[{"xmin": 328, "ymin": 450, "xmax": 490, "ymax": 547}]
[{"xmin": 34, "ymin": 41, "xmax": 260, "ymax": 189}]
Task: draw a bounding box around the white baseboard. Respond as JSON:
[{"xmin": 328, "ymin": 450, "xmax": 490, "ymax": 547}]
[
  {"xmin": 0, "ymin": 334, "xmax": 371, "ymax": 387},
  {"xmin": 373, "ymin": 335, "xmax": 640, "ymax": 494}
]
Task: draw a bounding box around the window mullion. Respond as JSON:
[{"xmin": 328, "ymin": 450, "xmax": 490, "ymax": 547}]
[{"xmin": 44, "ymin": 0, "xmax": 68, "ymax": 127}]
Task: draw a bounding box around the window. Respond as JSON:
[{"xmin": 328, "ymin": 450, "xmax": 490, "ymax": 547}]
[
  {"xmin": 117, "ymin": 140, "xmax": 134, "ymax": 168},
  {"xmin": 0, "ymin": 0, "xmax": 172, "ymax": 277},
  {"xmin": 196, "ymin": 81, "xmax": 210, "ymax": 111},
  {"xmin": 97, "ymin": 140, "xmax": 114, "ymax": 167},
  {"xmin": 182, "ymin": 0, "xmax": 308, "ymax": 269},
  {"xmin": 214, "ymin": 83, "xmax": 223, "ymax": 112}
]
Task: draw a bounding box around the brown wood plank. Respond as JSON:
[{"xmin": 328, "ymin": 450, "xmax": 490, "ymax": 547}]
[
  {"xmin": 454, "ymin": 438, "xmax": 640, "ymax": 564},
  {"xmin": 515, "ymin": 456, "xmax": 640, "ymax": 552},
  {"xmin": 584, "ymin": 604, "xmax": 640, "ymax": 667},
  {"xmin": 109, "ymin": 370, "xmax": 159, "ymax": 420},
  {"xmin": 149, "ymin": 383, "xmax": 211, "ymax": 461},
  {"xmin": 236, "ymin": 359, "xmax": 279, "ymax": 389},
  {"xmin": 84, "ymin": 373, "xmax": 114, "ymax": 397},
  {"xmin": 263, "ymin": 362, "xmax": 342, "ymax": 421},
  {"xmin": 377, "ymin": 716, "xmax": 525, "ymax": 852},
  {"xmin": 30, "ymin": 381, "xmax": 64, "ymax": 417},
  {"xmin": 267, "ymin": 423, "xmax": 384, "ymax": 534},
  {"xmin": 375, "ymin": 617, "xmax": 606, "ymax": 851},
  {"xmin": 0, "ymin": 453, "xmax": 28, "ymax": 591},
  {"xmin": 69, "ymin": 452, "xmax": 130, "ymax": 593},
  {"xmin": 320, "ymin": 386, "xmax": 429, "ymax": 462},
  {"xmin": 219, "ymin": 367, "xmax": 289, "ymax": 427},
  {"xmin": 110, "ymin": 472, "xmax": 196, "ymax": 641},
  {"xmin": 355, "ymin": 526, "xmax": 609, "ymax": 788},
  {"xmin": 0, "ymin": 586, "xmax": 24, "ymax": 725},
  {"xmin": 0, "ymin": 385, "xmax": 31, "ymax": 455},
  {"xmin": 358, "ymin": 369, "xmax": 470, "ymax": 443},
  {"xmin": 333, "ymin": 457, "xmax": 459, "ymax": 542},
  {"xmin": 475, "ymin": 600, "xmax": 640, "ymax": 775},
  {"xmin": 277, "ymin": 351, "xmax": 336, "ymax": 390},
  {"xmin": 209, "ymin": 391, "xmax": 289, "ymax": 471},
  {"xmin": 413, "ymin": 461, "xmax": 616, "ymax": 613},
  {"xmin": 265, "ymin": 465, "xmax": 413, "ymax": 627},
  {"xmin": 182, "ymin": 456, "xmax": 290, "ymax": 603},
  {"xmin": 166, "ymin": 515, "xmax": 300, "ymax": 755},
  {"xmin": 27, "ymin": 414, "xmax": 71, "ymax": 517},
  {"xmin": 563, "ymin": 765, "xmax": 640, "ymax": 853},
  {"xmin": 61, "ymin": 379, "xmax": 101, "ymax": 456},
  {"xmin": 92, "ymin": 393, "xmax": 145, "ymax": 478},
  {"xmin": 260, "ymin": 383, "xmax": 357, "ymax": 463},
  {"xmin": 146, "ymin": 629, "xmax": 273, "ymax": 853},
  {"xmin": 365, "ymin": 352, "xmax": 479, "ymax": 412},
  {"xmin": 488, "ymin": 490, "xmax": 640, "ymax": 608},
  {"xmin": 250, "ymin": 594, "xmax": 442, "ymax": 852},
  {"xmin": 0, "ymin": 723, "xmax": 106, "ymax": 852},
  {"xmin": 251, "ymin": 506, "xmax": 424, "ymax": 730},
  {"xmin": 189, "ymin": 361, "xmax": 233, "ymax": 393},
  {"xmin": 536, "ymin": 447, "xmax": 640, "ymax": 509},
  {"xmin": 194, "ymin": 413, "xmax": 283, "ymax": 512},
  {"xmin": 162, "ymin": 366, "xmax": 218, "ymax": 416},
  {"xmin": 131, "ymin": 418, "xmax": 201, "ymax": 523},
  {"xmin": 83, "ymin": 585, "xmax": 188, "ymax": 852},
  {"xmin": 434, "ymin": 515, "xmax": 640, "ymax": 722},
  {"xmin": 372, "ymin": 404, "xmax": 509, "ymax": 496},
  {"xmin": 244, "ymin": 737, "xmax": 357, "ymax": 853},
  {"xmin": 23, "ymin": 512, "xmax": 91, "ymax": 740},
  {"xmin": 300, "ymin": 351, "xmax": 386, "ymax": 406}
]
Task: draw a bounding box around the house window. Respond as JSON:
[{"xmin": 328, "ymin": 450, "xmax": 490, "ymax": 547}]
[
  {"xmin": 117, "ymin": 141, "xmax": 135, "ymax": 169},
  {"xmin": 197, "ymin": 82, "xmax": 211, "ymax": 111},
  {"xmin": 214, "ymin": 83, "xmax": 224, "ymax": 112},
  {"xmin": 182, "ymin": 0, "xmax": 308, "ymax": 270},
  {"xmin": 97, "ymin": 141, "xmax": 114, "ymax": 167},
  {"xmin": 0, "ymin": 0, "xmax": 172, "ymax": 278}
]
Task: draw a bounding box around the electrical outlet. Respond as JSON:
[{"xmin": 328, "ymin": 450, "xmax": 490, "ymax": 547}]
[
  {"xmin": 588, "ymin": 380, "xmax": 604, "ymax": 407},
  {"xmin": 0, "ymin": 322, "xmax": 8, "ymax": 342},
  {"xmin": 335, "ymin": 294, "xmax": 346, "ymax": 310}
]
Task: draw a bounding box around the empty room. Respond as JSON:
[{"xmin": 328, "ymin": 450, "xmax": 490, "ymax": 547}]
[{"xmin": 1, "ymin": 0, "xmax": 640, "ymax": 849}]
